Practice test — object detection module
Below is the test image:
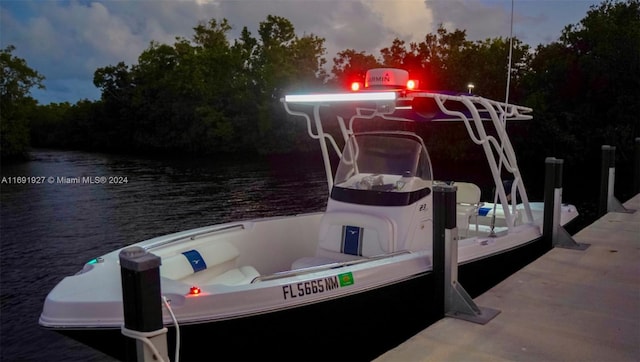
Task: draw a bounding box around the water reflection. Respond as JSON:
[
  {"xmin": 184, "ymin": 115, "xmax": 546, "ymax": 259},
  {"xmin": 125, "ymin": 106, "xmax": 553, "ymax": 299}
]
[{"xmin": 0, "ymin": 149, "xmax": 326, "ymax": 361}]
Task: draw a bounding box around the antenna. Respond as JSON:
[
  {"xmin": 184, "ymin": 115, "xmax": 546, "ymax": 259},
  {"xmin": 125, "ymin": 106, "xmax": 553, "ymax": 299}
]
[
  {"xmin": 504, "ymin": 0, "xmax": 514, "ymax": 106},
  {"xmin": 489, "ymin": 0, "xmax": 516, "ymax": 237}
]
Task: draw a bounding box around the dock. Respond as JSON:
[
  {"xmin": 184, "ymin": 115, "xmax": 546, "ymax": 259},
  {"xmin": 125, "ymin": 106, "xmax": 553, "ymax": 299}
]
[{"xmin": 376, "ymin": 194, "xmax": 640, "ymax": 361}]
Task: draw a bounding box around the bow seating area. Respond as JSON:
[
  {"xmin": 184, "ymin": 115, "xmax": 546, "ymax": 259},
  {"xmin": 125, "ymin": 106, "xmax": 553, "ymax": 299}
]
[{"xmin": 160, "ymin": 241, "xmax": 259, "ymax": 285}]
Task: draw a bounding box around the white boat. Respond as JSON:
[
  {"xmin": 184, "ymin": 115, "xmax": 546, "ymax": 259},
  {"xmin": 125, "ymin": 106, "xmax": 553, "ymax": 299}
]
[{"xmin": 39, "ymin": 68, "xmax": 578, "ymax": 361}]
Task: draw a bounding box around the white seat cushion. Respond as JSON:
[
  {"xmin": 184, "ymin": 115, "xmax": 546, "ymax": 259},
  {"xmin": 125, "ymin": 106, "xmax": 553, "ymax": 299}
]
[
  {"xmin": 160, "ymin": 241, "xmax": 240, "ymax": 281},
  {"xmin": 455, "ymin": 182, "xmax": 481, "ymax": 205},
  {"xmin": 209, "ymin": 266, "xmax": 260, "ymax": 285},
  {"xmin": 455, "ymin": 182, "xmax": 482, "ymax": 236},
  {"xmin": 161, "ymin": 253, "xmax": 198, "ymax": 280}
]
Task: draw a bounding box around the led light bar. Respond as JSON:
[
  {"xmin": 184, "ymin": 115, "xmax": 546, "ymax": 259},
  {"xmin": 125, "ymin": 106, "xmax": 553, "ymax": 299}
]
[{"xmin": 284, "ymin": 92, "xmax": 396, "ymax": 103}]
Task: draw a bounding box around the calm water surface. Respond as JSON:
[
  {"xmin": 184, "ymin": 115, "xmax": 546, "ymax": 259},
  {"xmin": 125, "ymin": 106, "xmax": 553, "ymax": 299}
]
[
  {"xmin": 0, "ymin": 149, "xmax": 327, "ymax": 361},
  {"xmin": 1, "ymin": 147, "xmax": 609, "ymax": 361}
]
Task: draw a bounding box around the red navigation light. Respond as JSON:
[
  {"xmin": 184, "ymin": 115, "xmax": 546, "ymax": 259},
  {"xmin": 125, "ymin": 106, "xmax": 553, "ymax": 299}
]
[
  {"xmin": 406, "ymin": 79, "xmax": 418, "ymax": 90},
  {"xmin": 350, "ymin": 82, "xmax": 362, "ymax": 92},
  {"xmin": 189, "ymin": 286, "xmax": 201, "ymax": 295}
]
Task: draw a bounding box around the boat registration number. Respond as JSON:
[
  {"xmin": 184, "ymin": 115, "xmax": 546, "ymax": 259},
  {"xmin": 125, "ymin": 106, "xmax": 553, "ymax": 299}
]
[{"xmin": 282, "ymin": 272, "xmax": 354, "ymax": 300}]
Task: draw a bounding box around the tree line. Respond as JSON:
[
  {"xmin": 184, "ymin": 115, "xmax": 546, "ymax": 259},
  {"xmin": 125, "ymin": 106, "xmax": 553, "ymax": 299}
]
[{"xmin": 2, "ymin": 1, "xmax": 639, "ymax": 196}]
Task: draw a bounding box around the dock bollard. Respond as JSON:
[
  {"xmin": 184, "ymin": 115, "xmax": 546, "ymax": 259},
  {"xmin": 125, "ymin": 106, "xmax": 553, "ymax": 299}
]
[
  {"xmin": 598, "ymin": 146, "xmax": 633, "ymax": 215},
  {"xmin": 120, "ymin": 246, "xmax": 169, "ymax": 362},
  {"xmin": 542, "ymin": 157, "xmax": 588, "ymax": 250},
  {"xmin": 432, "ymin": 184, "xmax": 499, "ymax": 324}
]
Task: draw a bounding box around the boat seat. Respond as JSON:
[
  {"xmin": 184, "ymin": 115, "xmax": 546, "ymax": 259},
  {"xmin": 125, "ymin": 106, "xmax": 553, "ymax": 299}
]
[
  {"xmin": 292, "ymin": 211, "xmax": 396, "ymax": 269},
  {"xmin": 477, "ymin": 206, "xmax": 523, "ymax": 227},
  {"xmin": 160, "ymin": 241, "xmax": 259, "ymax": 286},
  {"xmin": 208, "ymin": 266, "xmax": 260, "ymax": 285},
  {"xmin": 179, "ymin": 264, "xmax": 260, "ymax": 286},
  {"xmin": 455, "ymin": 182, "xmax": 482, "ymax": 237}
]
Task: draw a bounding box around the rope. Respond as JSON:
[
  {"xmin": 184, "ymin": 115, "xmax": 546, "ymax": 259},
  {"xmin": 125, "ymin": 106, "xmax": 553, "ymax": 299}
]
[
  {"xmin": 120, "ymin": 325, "xmax": 169, "ymax": 362},
  {"xmin": 119, "ymin": 297, "xmax": 181, "ymax": 362},
  {"xmin": 163, "ymin": 296, "xmax": 180, "ymax": 362}
]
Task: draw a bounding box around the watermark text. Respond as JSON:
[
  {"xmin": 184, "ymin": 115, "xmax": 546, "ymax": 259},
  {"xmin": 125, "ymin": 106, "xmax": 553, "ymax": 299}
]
[{"xmin": 1, "ymin": 176, "xmax": 129, "ymax": 185}]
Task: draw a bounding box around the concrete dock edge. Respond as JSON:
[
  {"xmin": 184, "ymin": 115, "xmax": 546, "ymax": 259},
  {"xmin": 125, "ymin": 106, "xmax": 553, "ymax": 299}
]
[{"xmin": 375, "ymin": 194, "xmax": 640, "ymax": 362}]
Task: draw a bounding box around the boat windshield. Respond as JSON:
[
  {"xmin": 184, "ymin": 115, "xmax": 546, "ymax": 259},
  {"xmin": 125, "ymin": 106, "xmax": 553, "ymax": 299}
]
[{"xmin": 334, "ymin": 133, "xmax": 433, "ymax": 192}]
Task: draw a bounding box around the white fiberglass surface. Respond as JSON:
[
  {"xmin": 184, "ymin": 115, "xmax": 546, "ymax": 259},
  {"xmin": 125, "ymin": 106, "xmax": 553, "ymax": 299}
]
[{"xmin": 334, "ymin": 132, "xmax": 433, "ymax": 192}]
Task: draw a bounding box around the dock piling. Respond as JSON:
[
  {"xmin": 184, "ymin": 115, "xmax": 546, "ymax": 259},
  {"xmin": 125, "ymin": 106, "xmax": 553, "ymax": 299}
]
[
  {"xmin": 599, "ymin": 145, "xmax": 634, "ymax": 215},
  {"xmin": 119, "ymin": 246, "xmax": 169, "ymax": 362},
  {"xmin": 543, "ymin": 157, "xmax": 588, "ymax": 250},
  {"xmin": 634, "ymin": 138, "xmax": 640, "ymax": 195},
  {"xmin": 433, "ymin": 185, "xmax": 499, "ymax": 324}
]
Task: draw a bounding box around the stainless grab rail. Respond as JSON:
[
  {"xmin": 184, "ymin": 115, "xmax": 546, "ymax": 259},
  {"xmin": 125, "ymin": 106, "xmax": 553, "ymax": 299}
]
[
  {"xmin": 252, "ymin": 250, "xmax": 412, "ymax": 283},
  {"xmin": 143, "ymin": 224, "xmax": 245, "ymax": 251}
]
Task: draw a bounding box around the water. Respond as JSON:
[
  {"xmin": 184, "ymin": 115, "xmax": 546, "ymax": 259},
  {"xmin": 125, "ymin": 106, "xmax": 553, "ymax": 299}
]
[
  {"xmin": 1, "ymin": 148, "xmax": 606, "ymax": 361},
  {"xmin": 0, "ymin": 149, "xmax": 327, "ymax": 361}
]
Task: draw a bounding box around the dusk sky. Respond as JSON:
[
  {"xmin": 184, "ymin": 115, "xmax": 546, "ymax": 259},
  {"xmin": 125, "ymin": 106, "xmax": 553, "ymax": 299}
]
[{"xmin": 1, "ymin": 0, "xmax": 601, "ymax": 105}]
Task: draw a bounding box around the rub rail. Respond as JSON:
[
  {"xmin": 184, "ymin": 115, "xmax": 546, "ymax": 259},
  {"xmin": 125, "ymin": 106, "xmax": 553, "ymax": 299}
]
[
  {"xmin": 143, "ymin": 224, "xmax": 245, "ymax": 251},
  {"xmin": 252, "ymin": 250, "xmax": 411, "ymax": 283}
]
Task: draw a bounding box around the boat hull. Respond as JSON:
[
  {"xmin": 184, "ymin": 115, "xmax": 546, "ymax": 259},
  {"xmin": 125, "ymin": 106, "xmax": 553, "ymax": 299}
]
[{"xmin": 52, "ymin": 235, "xmax": 548, "ymax": 361}]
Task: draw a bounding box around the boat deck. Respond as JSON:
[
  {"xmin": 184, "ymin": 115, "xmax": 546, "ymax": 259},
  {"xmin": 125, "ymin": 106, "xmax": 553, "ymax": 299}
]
[{"xmin": 375, "ymin": 193, "xmax": 640, "ymax": 361}]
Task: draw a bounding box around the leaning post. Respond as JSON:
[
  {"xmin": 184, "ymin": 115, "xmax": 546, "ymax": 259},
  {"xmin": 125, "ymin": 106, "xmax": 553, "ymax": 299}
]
[
  {"xmin": 432, "ymin": 184, "xmax": 499, "ymax": 324},
  {"xmin": 120, "ymin": 246, "xmax": 169, "ymax": 362}
]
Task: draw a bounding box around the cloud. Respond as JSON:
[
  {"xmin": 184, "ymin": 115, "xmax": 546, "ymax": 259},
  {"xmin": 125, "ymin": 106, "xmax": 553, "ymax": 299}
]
[
  {"xmin": 2, "ymin": 1, "xmax": 218, "ymax": 103},
  {"xmin": 1, "ymin": 0, "xmax": 599, "ymax": 104},
  {"xmin": 427, "ymin": 0, "xmax": 511, "ymax": 40},
  {"xmin": 364, "ymin": 0, "xmax": 435, "ymax": 44}
]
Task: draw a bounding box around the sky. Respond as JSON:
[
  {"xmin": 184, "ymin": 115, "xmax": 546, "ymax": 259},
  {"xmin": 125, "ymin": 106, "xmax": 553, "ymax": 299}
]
[{"xmin": 1, "ymin": 0, "xmax": 602, "ymax": 105}]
